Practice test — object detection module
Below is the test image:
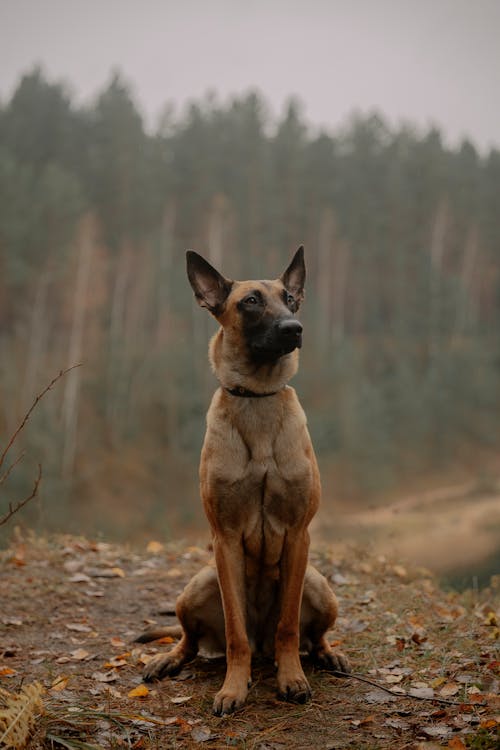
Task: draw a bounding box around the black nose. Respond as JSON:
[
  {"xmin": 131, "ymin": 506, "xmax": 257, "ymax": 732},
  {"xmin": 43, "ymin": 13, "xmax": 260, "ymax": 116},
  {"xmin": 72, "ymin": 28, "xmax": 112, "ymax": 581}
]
[{"xmin": 277, "ymin": 319, "xmax": 303, "ymax": 338}]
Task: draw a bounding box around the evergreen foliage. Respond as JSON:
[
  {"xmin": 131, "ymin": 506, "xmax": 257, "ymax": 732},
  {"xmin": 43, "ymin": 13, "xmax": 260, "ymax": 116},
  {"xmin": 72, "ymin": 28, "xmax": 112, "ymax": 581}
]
[{"xmin": 0, "ymin": 69, "xmax": 499, "ymax": 537}]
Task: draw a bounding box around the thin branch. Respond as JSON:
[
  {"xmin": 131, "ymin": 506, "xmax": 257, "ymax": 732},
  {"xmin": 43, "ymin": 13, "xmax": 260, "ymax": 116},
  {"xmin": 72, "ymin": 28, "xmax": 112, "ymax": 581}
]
[
  {"xmin": 0, "ymin": 363, "xmax": 82, "ymax": 470},
  {"xmin": 0, "ymin": 364, "xmax": 82, "ymax": 527},
  {"xmin": 329, "ymin": 670, "xmax": 484, "ymax": 707},
  {"xmin": 0, "ymin": 463, "xmax": 42, "ymax": 527},
  {"xmin": 0, "ymin": 451, "xmax": 25, "ymax": 486}
]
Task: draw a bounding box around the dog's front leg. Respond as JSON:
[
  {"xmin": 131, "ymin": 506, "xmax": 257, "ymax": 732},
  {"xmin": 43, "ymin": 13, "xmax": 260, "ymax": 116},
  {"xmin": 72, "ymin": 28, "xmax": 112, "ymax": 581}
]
[
  {"xmin": 212, "ymin": 535, "xmax": 251, "ymax": 715},
  {"xmin": 275, "ymin": 529, "xmax": 311, "ymax": 703}
]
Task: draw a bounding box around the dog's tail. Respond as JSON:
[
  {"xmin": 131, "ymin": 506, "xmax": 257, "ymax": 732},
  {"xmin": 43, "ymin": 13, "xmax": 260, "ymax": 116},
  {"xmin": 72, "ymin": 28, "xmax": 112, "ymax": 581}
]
[{"xmin": 134, "ymin": 624, "xmax": 183, "ymax": 643}]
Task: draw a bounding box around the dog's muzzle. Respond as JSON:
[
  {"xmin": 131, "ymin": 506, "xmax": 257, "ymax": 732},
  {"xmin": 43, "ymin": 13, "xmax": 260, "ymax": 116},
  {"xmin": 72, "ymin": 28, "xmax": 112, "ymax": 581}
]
[
  {"xmin": 275, "ymin": 318, "xmax": 303, "ymax": 351},
  {"xmin": 250, "ymin": 317, "xmax": 303, "ymax": 361}
]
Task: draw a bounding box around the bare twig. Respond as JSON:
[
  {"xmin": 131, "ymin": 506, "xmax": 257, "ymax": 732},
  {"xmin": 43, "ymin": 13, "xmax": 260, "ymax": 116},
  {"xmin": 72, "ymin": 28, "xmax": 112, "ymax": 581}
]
[
  {"xmin": 0, "ymin": 364, "xmax": 82, "ymax": 527},
  {"xmin": 0, "ymin": 363, "xmax": 82, "ymax": 470},
  {"xmin": 0, "ymin": 463, "xmax": 42, "ymax": 527},
  {"xmin": 0, "ymin": 451, "xmax": 25, "ymax": 486},
  {"xmin": 329, "ymin": 670, "xmax": 484, "ymax": 707}
]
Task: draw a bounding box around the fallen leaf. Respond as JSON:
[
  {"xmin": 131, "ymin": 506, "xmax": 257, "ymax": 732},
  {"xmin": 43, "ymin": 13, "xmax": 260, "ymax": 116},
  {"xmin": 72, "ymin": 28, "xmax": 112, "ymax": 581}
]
[
  {"xmin": 480, "ymin": 718, "xmax": 498, "ymax": 729},
  {"xmin": 92, "ymin": 670, "xmax": 118, "ymax": 683},
  {"xmin": 419, "ymin": 724, "xmax": 452, "ymax": 740},
  {"xmin": 65, "ymin": 623, "xmax": 92, "ymax": 633},
  {"xmin": 0, "ymin": 667, "xmax": 17, "ymax": 677},
  {"xmin": 191, "ymin": 726, "xmax": 216, "ymax": 742},
  {"xmin": 484, "ymin": 611, "xmax": 498, "ymax": 626},
  {"xmin": 430, "ymin": 676, "xmax": 447, "ymax": 688},
  {"xmin": 411, "ymin": 631, "xmax": 427, "ymax": 645},
  {"xmin": 384, "ymin": 674, "xmax": 404, "ymax": 684},
  {"xmin": 1, "ymin": 618, "xmax": 23, "ymax": 627},
  {"xmin": 384, "ymin": 718, "xmax": 410, "ymax": 730},
  {"xmin": 71, "ymin": 648, "xmax": 90, "ymax": 661},
  {"xmin": 9, "ymin": 549, "xmax": 26, "ymax": 566},
  {"xmin": 128, "ymin": 684, "xmax": 149, "ymax": 698},
  {"xmin": 68, "ymin": 573, "xmax": 91, "ymax": 583},
  {"xmin": 146, "ymin": 541, "xmax": 164, "ymax": 554},
  {"xmin": 166, "ymin": 567, "xmax": 182, "ymax": 578},
  {"xmin": 439, "ymin": 682, "xmax": 460, "ymax": 697},
  {"xmin": 392, "ymin": 565, "xmax": 407, "ymax": 578},
  {"xmin": 50, "ymin": 675, "xmax": 69, "ymax": 691},
  {"xmin": 448, "ymin": 738, "xmax": 466, "ymax": 750},
  {"xmin": 351, "ymin": 715, "xmax": 374, "ymax": 728},
  {"xmin": 467, "ymin": 685, "xmax": 482, "ymax": 695},
  {"xmin": 170, "ymin": 695, "xmax": 192, "ymax": 704},
  {"xmin": 176, "ymin": 717, "xmax": 193, "ymax": 733},
  {"xmin": 110, "ymin": 637, "xmax": 126, "ymax": 649},
  {"xmin": 104, "ymin": 658, "xmax": 128, "ymax": 668},
  {"xmin": 157, "ymin": 636, "xmax": 174, "ymax": 644}
]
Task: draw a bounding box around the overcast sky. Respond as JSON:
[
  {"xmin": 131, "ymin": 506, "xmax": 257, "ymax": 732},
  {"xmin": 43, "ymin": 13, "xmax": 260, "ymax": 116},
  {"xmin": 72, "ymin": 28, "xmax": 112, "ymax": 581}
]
[{"xmin": 1, "ymin": 0, "xmax": 499, "ymax": 150}]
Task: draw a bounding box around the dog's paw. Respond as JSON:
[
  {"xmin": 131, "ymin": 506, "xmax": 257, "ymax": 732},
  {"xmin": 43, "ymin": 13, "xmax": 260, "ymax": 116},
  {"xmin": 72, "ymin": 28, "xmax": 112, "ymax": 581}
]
[
  {"xmin": 142, "ymin": 652, "xmax": 184, "ymax": 682},
  {"xmin": 277, "ymin": 676, "xmax": 312, "ymax": 704},
  {"xmin": 277, "ymin": 670, "xmax": 312, "ymax": 704},
  {"xmin": 312, "ymin": 647, "xmax": 351, "ymax": 675},
  {"xmin": 212, "ymin": 679, "xmax": 249, "ymax": 716}
]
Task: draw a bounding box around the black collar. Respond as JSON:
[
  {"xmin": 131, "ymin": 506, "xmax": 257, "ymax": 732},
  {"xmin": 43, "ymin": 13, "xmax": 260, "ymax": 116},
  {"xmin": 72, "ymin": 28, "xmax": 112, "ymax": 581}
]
[{"xmin": 225, "ymin": 386, "xmax": 279, "ymax": 398}]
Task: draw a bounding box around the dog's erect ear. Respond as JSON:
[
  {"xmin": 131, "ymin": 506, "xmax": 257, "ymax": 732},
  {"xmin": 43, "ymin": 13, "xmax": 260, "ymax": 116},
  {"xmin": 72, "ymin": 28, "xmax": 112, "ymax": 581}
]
[
  {"xmin": 186, "ymin": 250, "xmax": 233, "ymax": 315},
  {"xmin": 280, "ymin": 246, "xmax": 305, "ymax": 304}
]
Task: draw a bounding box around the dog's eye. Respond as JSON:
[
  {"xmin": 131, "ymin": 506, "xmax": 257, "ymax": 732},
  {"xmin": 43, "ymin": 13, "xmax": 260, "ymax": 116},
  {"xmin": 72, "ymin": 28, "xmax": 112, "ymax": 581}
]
[
  {"xmin": 244, "ymin": 296, "xmax": 258, "ymax": 305},
  {"xmin": 286, "ymin": 293, "xmax": 295, "ymax": 307}
]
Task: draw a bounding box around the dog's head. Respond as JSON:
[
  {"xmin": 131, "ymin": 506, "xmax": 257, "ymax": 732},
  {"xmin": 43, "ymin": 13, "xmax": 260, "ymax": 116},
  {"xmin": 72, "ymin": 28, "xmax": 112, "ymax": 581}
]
[{"xmin": 186, "ymin": 248, "xmax": 305, "ymax": 365}]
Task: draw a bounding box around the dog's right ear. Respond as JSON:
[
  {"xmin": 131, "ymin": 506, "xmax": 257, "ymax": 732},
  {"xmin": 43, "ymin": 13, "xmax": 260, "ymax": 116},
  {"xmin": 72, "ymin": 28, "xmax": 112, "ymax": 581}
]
[{"xmin": 186, "ymin": 251, "xmax": 233, "ymax": 316}]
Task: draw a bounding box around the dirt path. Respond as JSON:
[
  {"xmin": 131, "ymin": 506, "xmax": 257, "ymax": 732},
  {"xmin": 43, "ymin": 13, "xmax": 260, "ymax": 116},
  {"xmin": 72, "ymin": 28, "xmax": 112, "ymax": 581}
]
[
  {"xmin": 0, "ymin": 533, "xmax": 498, "ymax": 749},
  {"xmin": 318, "ymin": 482, "xmax": 500, "ymax": 576}
]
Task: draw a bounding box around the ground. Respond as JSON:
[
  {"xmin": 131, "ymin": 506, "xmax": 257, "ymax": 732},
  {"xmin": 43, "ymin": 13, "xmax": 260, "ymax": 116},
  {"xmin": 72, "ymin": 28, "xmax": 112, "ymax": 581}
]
[{"xmin": 0, "ymin": 532, "xmax": 498, "ymax": 750}]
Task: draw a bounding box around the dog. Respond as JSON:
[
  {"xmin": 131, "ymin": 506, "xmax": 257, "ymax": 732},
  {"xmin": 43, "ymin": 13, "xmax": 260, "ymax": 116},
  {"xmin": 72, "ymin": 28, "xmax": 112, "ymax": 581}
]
[{"xmin": 139, "ymin": 246, "xmax": 350, "ymax": 715}]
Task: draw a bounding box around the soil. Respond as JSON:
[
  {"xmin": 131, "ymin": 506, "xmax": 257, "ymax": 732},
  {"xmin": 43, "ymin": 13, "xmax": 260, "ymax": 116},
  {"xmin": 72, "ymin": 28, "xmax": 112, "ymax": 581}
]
[{"xmin": 0, "ymin": 532, "xmax": 498, "ymax": 750}]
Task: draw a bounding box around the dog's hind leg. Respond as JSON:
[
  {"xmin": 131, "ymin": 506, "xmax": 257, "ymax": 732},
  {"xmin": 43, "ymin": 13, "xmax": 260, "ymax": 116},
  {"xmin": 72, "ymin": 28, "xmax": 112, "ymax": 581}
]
[
  {"xmin": 142, "ymin": 565, "xmax": 225, "ymax": 682},
  {"xmin": 300, "ymin": 565, "xmax": 351, "ymax": 674}
]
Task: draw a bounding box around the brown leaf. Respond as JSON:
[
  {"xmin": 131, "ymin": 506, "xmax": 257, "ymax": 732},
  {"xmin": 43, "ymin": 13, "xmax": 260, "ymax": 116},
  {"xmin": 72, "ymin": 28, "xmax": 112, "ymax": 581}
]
[
  {"xmin": 110, "ymin": 637, "xmax": 126, "ymax": 649},
  {"xmin": 146, "ymin": 541, "xmax": 164, "ymax": 554},
  {"xmin": 480, "ymin": 718, "xmax": 498, "ymax": 729},
  {"xmin": 0, "ymin": 667, "xmax": 17, "ymax": 677},
  {"xmin": 448, "ymin": 738, "xmax": 467, "ymax": 749},
  {"xmin": 104, "ymin": 658, "xmax": 128, "ymax": 668},
  {"xmin": 439, "ymin": 682, "xmax": 460, "ymax": 697},
  {"xmin": 128, "ymin": 684, "xmax": 149, "ymax": 698},
  {"xmin": 50, "ymin": 675, "xmax": 69, "ymax": 691},
  {"xmin": 430, "ymin": 676, "xmax": 447, "ymax": 688},
  {"xmin": 70, "ymin": 648, "xmax": 90, "ymax": 661},
  {"xmin": 384, "ymin": 674, "xmax": 404, "ymax": 684},
  {"xmin": 166, "ymin": 567, "xmax": 182, "ymax": 578},
  {"xmin": 411, "ymin": 631, "xmax": 427, "ymax": 645}
]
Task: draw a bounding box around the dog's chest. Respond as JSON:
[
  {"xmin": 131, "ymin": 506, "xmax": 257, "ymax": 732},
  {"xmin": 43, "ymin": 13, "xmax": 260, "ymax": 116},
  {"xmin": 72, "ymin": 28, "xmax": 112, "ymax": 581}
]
[{"xmin": 202, "ymin": 393, "xmax": 316, "ymax": 562}]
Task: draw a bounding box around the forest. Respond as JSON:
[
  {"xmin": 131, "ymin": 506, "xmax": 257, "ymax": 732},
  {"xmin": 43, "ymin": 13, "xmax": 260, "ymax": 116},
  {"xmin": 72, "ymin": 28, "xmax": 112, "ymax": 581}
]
[{"xmin": 1, "ymin": 68, "xmax": 499, "ymax": 540}]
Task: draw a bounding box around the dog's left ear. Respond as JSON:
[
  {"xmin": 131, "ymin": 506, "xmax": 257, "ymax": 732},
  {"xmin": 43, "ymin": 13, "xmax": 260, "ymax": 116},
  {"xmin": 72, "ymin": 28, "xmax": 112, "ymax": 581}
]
[
  {"xmin": 280, "ymin": 246, "xmax": 305, "ymax": 305},
  {"xmin": 186, "ymin": 250, "xmax": 233, "ymax": 316}
]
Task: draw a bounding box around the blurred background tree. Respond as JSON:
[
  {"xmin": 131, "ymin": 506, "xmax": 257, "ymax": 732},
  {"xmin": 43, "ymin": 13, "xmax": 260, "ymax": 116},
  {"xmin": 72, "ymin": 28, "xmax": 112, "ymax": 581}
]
[{"xmin": 0, "ymin": 69, "xmax": 499, "ymax": 552}]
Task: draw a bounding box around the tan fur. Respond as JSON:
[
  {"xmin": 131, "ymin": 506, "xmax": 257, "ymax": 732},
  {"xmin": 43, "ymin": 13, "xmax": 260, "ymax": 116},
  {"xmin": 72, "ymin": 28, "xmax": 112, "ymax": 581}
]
[{"xmin": 141, "ymin": 251, "xmax": 350, "ymax": 715}]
